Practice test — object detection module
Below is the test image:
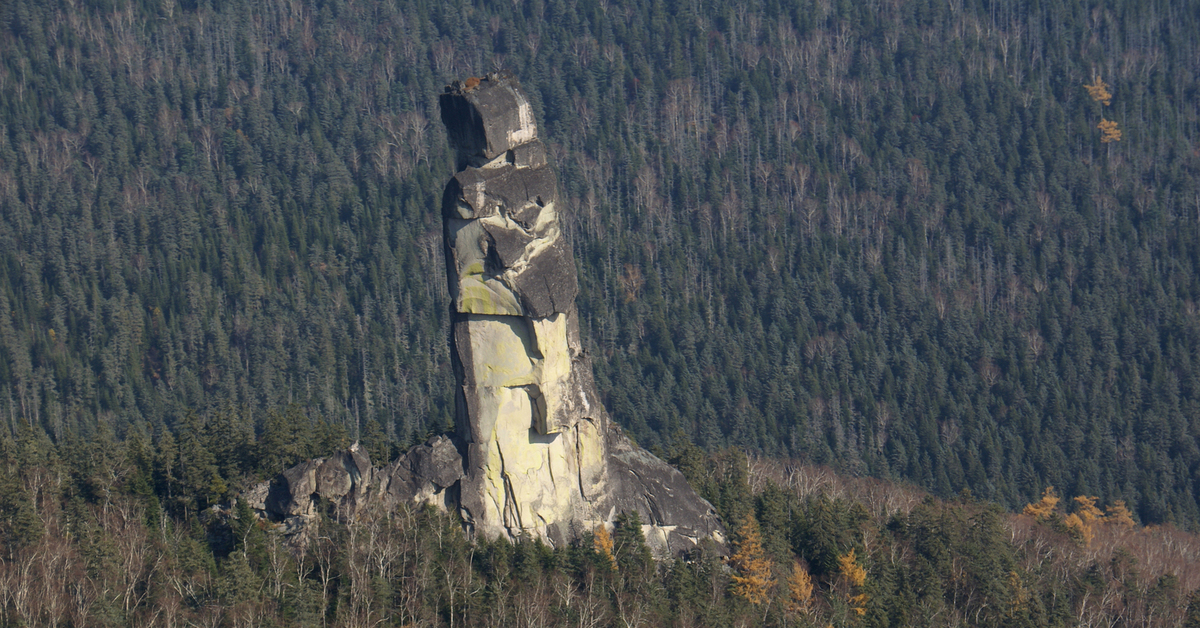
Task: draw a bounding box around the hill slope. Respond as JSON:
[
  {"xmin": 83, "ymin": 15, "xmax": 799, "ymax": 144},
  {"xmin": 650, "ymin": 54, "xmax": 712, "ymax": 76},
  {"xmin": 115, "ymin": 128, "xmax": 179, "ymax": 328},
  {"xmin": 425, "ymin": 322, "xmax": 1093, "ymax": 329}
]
[
  {"xmin": 1, "ymin": 0, "xmax": 1199, "ymax": 523},
  {"xmin": 4, "ymin": 434, "xmax": 1200, "ymax": 627}
]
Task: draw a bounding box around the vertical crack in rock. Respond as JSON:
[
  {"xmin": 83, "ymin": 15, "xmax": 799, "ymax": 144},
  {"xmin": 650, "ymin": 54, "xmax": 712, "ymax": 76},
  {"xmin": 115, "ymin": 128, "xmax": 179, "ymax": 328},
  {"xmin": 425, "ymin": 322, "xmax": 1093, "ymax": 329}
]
[
  {"xmin": 439, "ymin": 73, "xmax": 725, "ymax": 555},
  {"xmin": 574, "ymin": 423, "xmax": 591, "ymax": 505},
  {"xmin": 498, "ymin": 444, "xmax": 522, "ymax": 531}
]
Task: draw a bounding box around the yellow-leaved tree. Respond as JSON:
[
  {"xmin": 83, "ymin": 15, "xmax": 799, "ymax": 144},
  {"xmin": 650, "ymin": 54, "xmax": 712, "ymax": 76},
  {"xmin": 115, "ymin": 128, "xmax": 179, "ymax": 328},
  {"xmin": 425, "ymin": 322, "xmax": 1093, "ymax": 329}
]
[
  {"xmin": 1104, "ymin": 500, "xmax": 1136, "ymax": 527},
  {"xmin": 786, "ymin": 561, "xmax": 814, "ymax": 614},
  {"xmin": 593, "ymin": 525, "xmax": 616, "ymax": 568},
  {"xmin": 1098, "ymin": 118, "xmax": 1122, "ymax": 143},
  {"xmin": 1084, "ymin": 76, "xmax": 1121, "ymax": 144},
  {"xmin": 1084, "ymin": 76, "xmax": 1112, "ymax": 106},
  {"xmin": 728, "ymin": 515, "xmax": 776, "ymax": 605},
  {"xmin": 1007, "ymin": 570, "xmax": 1030, "ymax": 620},
  {"xmin": 1064, "ymin": 495, "xmax": 1104, "ymax": 546},
  {"xmin": 837, "ymin": 548, "xmax": 868, "ymax": 616},
  {"xmin": 1023, "ymin": 486, "xmax": 1060, "ymax": 520},
  {"xmin": 1073, "ymin": 496, "xmax": 1104, "ymax": 523}
]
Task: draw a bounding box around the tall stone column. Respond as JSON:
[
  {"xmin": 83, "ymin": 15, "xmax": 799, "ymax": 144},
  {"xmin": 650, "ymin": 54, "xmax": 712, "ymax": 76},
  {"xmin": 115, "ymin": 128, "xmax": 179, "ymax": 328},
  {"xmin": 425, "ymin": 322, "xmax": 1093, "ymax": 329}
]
[{"xmin": 439, "ymin": 73, "xmax": 723, "ymax": 552}]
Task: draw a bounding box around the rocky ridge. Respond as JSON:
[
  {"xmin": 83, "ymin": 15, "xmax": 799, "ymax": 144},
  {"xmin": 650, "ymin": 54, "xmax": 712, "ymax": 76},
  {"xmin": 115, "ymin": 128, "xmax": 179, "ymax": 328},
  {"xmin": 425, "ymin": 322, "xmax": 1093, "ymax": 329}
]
[{"xmin": 245, "ymin": 437, "xmax": 463, "ymax": 539}]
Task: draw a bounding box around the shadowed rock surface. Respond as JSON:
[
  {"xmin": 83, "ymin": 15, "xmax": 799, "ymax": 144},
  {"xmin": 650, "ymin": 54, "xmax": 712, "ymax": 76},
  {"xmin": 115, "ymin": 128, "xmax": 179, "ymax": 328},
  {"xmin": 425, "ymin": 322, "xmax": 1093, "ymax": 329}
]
[{"xmin": 248, "ymin": 438, "xmax": 463, "ymax": 541}]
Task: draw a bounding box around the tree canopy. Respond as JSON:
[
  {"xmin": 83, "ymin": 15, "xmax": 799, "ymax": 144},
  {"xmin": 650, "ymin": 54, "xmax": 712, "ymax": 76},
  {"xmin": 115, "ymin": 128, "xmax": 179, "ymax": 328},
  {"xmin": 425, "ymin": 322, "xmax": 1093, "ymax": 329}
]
[{"xmin": 0, "ymin": 0, "xmax": 1199, "ymax": 528}]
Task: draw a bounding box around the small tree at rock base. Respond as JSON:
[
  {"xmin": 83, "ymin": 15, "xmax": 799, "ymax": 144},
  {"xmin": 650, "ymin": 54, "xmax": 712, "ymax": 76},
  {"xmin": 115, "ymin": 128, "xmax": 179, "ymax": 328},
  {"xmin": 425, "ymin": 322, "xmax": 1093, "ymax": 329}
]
[{"xmin": 593, "ymin": 525, "xmax": 616, "ymax": 569}]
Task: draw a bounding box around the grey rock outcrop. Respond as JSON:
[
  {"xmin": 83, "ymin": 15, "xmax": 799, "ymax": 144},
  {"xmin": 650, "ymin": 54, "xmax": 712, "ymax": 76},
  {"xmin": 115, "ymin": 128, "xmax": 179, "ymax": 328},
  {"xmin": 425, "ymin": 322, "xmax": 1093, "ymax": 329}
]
[
  {"xmin": 252, "ymin": 437, "xmax": 463, "ymax": 539},
  {"xmin": 247, "ymin": 74, "xmax": 723, "ymax": 557},
  {"xmin": 438, "ymin": 73, "xmax": 723, "ymax": 554}
]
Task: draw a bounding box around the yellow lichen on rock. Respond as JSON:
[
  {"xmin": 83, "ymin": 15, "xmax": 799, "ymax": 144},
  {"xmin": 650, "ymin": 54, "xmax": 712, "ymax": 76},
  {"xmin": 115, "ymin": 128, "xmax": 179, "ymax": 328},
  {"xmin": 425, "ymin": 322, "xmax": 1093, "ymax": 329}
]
[
  {"xmin": 458, "ymin": 278, "xmax": 524, "ymax": 316},
  {"xmin": 467, "ymin": 319, "xmax": 536, "ymax": 387},
  {"xmin": 459, "ymin": 312, "xmax": 608, "ymax": 538}
]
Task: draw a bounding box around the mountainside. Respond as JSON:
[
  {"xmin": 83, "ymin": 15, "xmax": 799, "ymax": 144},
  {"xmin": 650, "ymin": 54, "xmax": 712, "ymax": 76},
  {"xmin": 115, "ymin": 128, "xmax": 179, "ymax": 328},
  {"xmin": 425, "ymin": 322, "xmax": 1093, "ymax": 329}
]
[
  {"xmin": 1, "ymin": 0, "xmax": 1200, "ymax": 528},
  {"xmin": 5, "ymin": 434, "xmax": 1200, "ymax": 627}
]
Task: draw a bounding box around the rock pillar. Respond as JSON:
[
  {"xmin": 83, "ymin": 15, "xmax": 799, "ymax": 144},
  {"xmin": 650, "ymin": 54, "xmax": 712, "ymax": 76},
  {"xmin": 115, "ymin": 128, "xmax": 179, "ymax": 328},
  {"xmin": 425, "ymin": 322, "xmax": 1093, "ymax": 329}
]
[{"xmin": 439, "ymin": 73, "xmax": 723, "ymax": 551}]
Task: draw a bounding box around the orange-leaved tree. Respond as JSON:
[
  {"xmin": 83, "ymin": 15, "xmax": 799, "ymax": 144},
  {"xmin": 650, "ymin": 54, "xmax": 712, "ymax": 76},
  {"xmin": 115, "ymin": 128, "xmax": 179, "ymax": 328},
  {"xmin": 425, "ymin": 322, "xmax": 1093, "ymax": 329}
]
[
  {"xmin": 593, "ymin": 525, "xmax": 616, "ymax": 568},
  {"xmin": 728, "ymin": 514, "xmax": 776, "ymax": 605}
]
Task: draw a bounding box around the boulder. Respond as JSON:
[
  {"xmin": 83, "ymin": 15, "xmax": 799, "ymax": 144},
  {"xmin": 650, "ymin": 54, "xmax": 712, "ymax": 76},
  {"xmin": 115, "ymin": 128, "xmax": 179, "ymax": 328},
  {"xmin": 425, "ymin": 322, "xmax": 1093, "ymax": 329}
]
[
  {"xmin": 379, "ymin": 435, "xmax": 465, "ymax": 509},
  {"xmin": 264, "ymin": 459, "xmax": 322, "ymax": 518},
  {"xmin": 252, "ymin": 438, "xmax": 464, "ymax": 544},
  {"xmin": 439, "ymin": 76, "xmax": 539, "ymax": 165}
]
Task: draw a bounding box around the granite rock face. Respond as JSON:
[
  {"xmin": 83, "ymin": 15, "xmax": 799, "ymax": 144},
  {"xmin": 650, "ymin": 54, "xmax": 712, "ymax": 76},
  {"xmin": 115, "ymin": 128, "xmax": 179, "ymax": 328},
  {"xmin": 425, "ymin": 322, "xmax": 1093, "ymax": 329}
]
[
  {"xmin": 438, "ymin": 73, "xmax": 723, "ymax": 554},
  {"xmin": 247, "ymin": 74, "xmax": 723, "ymax": 557}
]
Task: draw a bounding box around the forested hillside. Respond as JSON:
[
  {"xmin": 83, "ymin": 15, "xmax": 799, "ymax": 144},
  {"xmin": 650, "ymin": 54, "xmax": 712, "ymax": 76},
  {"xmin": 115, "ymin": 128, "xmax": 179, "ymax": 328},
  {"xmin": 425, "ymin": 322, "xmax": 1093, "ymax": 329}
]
[
  {"xmin": 2, "ymin": 0, "xmax": 1200, "ymax": 527},
  {"xmin": 6, "ymin": 432, "xmax": 1200, "ymax": 627}
]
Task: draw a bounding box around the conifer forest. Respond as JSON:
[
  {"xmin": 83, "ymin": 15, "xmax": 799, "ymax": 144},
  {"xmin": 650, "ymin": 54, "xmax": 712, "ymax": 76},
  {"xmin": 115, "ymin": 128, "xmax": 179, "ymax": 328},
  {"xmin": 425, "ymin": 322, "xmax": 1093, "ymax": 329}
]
[{"xmin": 2, "ymin": 0, "xmax": 1200, "ymax": 625}]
